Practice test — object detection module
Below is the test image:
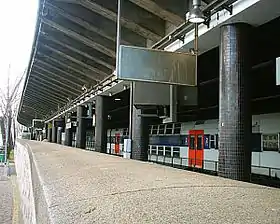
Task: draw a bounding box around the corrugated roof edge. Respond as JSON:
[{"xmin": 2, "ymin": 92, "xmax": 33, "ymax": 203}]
[{"xmin": 17, "ymin": 0, "xmax": 46, "ymax": 126}]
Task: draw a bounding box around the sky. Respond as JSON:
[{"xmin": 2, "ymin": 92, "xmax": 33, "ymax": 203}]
[{"xmin": 0, "ymin": 0, "xmax": 39, "ymax": 95}]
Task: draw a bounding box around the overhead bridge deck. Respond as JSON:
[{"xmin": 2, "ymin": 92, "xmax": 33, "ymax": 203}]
[{"xmin": 16, "ymin": 140, "xmax": 280, "ymax": 224}]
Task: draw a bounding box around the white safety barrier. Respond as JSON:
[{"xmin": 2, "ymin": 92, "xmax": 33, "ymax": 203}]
[{"xmin": 14, "ymin": 142, "xmax": 37, "ymax": 224}]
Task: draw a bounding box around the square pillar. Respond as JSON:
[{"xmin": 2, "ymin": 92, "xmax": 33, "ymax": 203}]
[
  {"xmin": 57, "ymin": 127, "xmax": 63, "ymax": 144},
  {"xmin": 95, "ymin": 96, "xmax": 108, "ymax": 153},
  {"xmin": 131, "ymin": 107, "xmax": 149, "ymax": 161},
  {"xmin": 47, "ymin": 122, "xmax": 52, "ymax": 142},
  {"xmin": 52, "ymin": 120, "xmax": 57, "ymax": 143},
  {"xmin": 44, "ymin": 123, "xmax": 48, "ymax": 140},
  {"xmin": 76, "ymin": 106, "xmax": 87, "ymax": 149},
  {"xmin": 65, "ymin": 113, "xmax": 73, "ymax": 146}
]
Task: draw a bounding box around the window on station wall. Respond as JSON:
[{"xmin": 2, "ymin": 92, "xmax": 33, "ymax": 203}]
[
  {"xmin": 149, "ymin": 126, "xmax": 153, "ymax": 135},
  {"xmin": 173, "ymin": 147, "xmax": 180, "ymax": 158},
  {"xmin": 165, "ymin": 124, "xmax": 173, "ymax": 135},
  {"xmin": 158, "ymin": 146, "xmax": 164, "ymax": 156},
  {"xmin": 151, "ymin": 146, "xmax": 157, "ymax": 155},
  {"xmin": 158, "ymin": 124, "xmax": 165, "ymax": 135},
  {"xmin": 263, "ymin": 134, "xmax": 279, "ymax": 151},
  {"xmin": 165, "ymin": 146, "xmax": 172, "ymax": 157},
  {"xmin": 174, "ymin": 123, "xmax": 181, "ymax": 134},
  {"xmin": 152, "ymin": 125, "xmax": 158, "ymax": 135}
]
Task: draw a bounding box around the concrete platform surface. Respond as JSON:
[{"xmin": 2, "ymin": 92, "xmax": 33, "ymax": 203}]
[
  {"xmin": 18, "ymin": 140, "xmax": 280, "ymax": 224},
  {"xmin": 0, "ymin": 167, "xmax": 13, "ymax": 224}
]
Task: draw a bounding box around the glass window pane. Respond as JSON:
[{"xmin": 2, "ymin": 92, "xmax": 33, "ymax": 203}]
[
  {"xmin": 173, "ymin": 147, "xmax": 180, "ymax": 158},
  {"xmin": 215, "ymin": 134, "xmax": 219, "ymax": 149},
  {"xmin": 190, "ymin": 135, "xmax": 195, "ymax": 149},
  {"xmin": 197, "ymin": 135, "xmax": 203, "ymax": 150},
  {"xmin": 165, "ymin": 147, "xmax": 172, "ymax": 157},
  {"xmin": 158, "ymin": 146, "xmax": 164, "ymax": 156},
  {"xmin": 165, "ymin": 123, "xmax": 173, "ymax": 134},
  {"xmin": 152, "ymin": 125, "xmax": 158, "ymax": 135},
  {"xmin": 159, "ymin": 125, "xmax": 165, "ymax": 134},
  {"xmin": 210, "ymin": 135, "xmax": 215, "ymax": 148},
  {"xmin": 174, "ymin": 123, "xmax": 181, "ymax": 134}
]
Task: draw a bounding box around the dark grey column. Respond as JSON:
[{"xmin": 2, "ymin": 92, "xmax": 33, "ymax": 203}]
[
  {"xmin": 95, "ymin": 96, "xmax": 108, "ymax": 153},
  {"xmin": 76, "ymin": 106, "xmax": 87, "ymax": 149},
  {"xmin": 44, "ymin": 123, "xmax": 48, "ymax": 140},
  {"xmin": 65, "ymin": 114, "xmax": 72, "ymax": 146},
  {"xmin": 218, "ymin": 23, "xmax": 252, "ymax": 181},
  {"xmin": 47, "ymin": 122, "xmax": 52, "ymax": 142},
  {"xmin": 52, "ymin": 120, "xmax": 57, "ymax": 143},
  {"xmin": 131, "ymin": 107, "xmax": 149, "ymax": 161},
  {"xmin": 57, "ymin": 127, "xmax": 62, "ymax": 144},
  {"xmin": 88, "ymin": 103, "xmax": 93, "ymax": 117}
]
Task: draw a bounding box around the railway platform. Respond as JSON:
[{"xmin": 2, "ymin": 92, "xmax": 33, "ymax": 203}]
[{"xmin": 16, "ymin": 139, "xmax": 280, "ymax": 224}]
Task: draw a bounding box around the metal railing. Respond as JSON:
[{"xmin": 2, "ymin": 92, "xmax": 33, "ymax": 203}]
[{"xmin": 148, "ymin": 153, "xmax": 280, "ymax": 180}]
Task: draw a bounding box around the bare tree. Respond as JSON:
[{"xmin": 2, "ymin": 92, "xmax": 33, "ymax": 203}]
[{"xmin": 0, "ymin": 65, "xmax": 25, "ymax": 162}]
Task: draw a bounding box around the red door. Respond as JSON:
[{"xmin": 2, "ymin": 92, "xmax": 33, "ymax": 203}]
[
  {"xmin": 115, "ymin": 133, "xmax": 120, "ymax": 154},
  {"xmin": 188, "ymin": 130, "xmax": 204, "ymax": 168}
]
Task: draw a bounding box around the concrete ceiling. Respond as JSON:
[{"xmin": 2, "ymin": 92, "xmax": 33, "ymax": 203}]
[
  {"xmin": 18, "ymin": 0, "xmax": 195, "ymax": 126},
  {"xmin": 18, "ymin": 0, "xmax": 246, "ymax": 126}
]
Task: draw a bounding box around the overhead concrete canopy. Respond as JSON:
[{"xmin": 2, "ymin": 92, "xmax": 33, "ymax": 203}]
[{"xmin": 18, "ymin": 0, "xmax": 240, "ymax": 126}]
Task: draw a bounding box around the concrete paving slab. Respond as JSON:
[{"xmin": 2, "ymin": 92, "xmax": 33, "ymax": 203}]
[
  {"xmin": 18, "ymin": 140, "xmax": 280, "ymax": 224},
  {"xmin": 0, "ymin": 167, "xmax": 13, "ymax": 224}
]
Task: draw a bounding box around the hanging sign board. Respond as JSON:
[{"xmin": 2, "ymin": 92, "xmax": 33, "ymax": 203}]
[{"xmin": 117, "ymin": 45, "xmax": 196, "ymax": 86}]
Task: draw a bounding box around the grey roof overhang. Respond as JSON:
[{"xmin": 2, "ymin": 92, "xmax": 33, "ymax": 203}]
[{"xmin": 18, "ymin": 0, "xmax": 237, "ymax": 126}]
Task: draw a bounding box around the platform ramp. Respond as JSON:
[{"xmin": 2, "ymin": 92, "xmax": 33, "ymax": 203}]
[{"xmin": 15, "ymin": 140, "xmax": 280, "ymax": 224}]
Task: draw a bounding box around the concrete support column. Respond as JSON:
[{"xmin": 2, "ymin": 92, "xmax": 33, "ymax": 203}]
[
  {"xmin": 44, "ymin": 123, "xmax": 48, "ymax": 140},
  {"xmin": 218, "ymin": 23, "xmax": 252, "ymax": 181},
  {"xmin": 52, "ymin": 120, "xmax": 57, "ymax": 143},
  {"xmin": 131, "ymin": 107, "xmax": 149, "ymax": 161},
  {"xmin": 47, "ymin": 122, "xmax": 52, "ymax": 142},
  {"xmin": 76, "ymin": 106, "xmax": 87, "ymax": 149},
  {"xmin": 65, "ymin": 114, "xmax": 72, "ymax": 146},
  {"xmin": 95, "ymin": 96, "xmax": 108, "ymax": 153},
  {"xmin": 57, "ymin": 127, "xmax": 62, "ymax": 144},
  {"xmin": 88, "ymin": 103, "xmax": 93, "ymax": 118}
]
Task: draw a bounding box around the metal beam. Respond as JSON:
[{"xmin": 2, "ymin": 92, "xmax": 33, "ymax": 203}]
[
  {"xmin": 77, "ymin": 0, "xmax": 163, "ymax": 41},
  {"xmin": 21, "ymin": 102, "xmax": 48, "ymax": 115},
  {"xmin": 128, "ymin": 0, "xmax": 184, "ymax": 26},
  {"xmin": 42, "ymin": 18, "xmax": 116, "ymax": 58},
  {"xmin": 41, "ymin": 35, "xmax": 114, "ymax": 70},
  {"xmin": 53, "ymin": 0, "xmax": 76, "ymax": 2},
  {"xmin": 26, "ymin": 84, "xmax": 68, "ymax": 103},
  {"xmin": 24, "ymin": 95, "xmax": 58, "ymax": 108},
  {"xmin": 41, "ymin": 44, "xmax": 108, "ymax": 80},
  {"xmin": 24, "ymin": 96, "xmax": 58, "ymax": 109},
  {"xmin": 37, "ymin": 52, "xmax": 99, "ymax": 84},
  {"xmin": 22, "ymin": 102, "xmax": 51, "ymax": 116},
  {"xmin": 25, "ymin": 90, "xmax": 65, "ymax": 105},
  {"xmin": 35, "ymin": 56, "xmax": 91, "ymax": 84},
  {"xmin": 33, "ymin": 63, "xmax": 84, "ymax": 89},
  {"xmin": 32, "ymin": 69, "xmax": 82, "ymax": 95},
  {"xmin": 46, "ymin": 2, "xmax": 131, "ymax": 45},
  {"xmin": 29, "ymin": 78, "xmax": 74, "ymax": 98}
]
